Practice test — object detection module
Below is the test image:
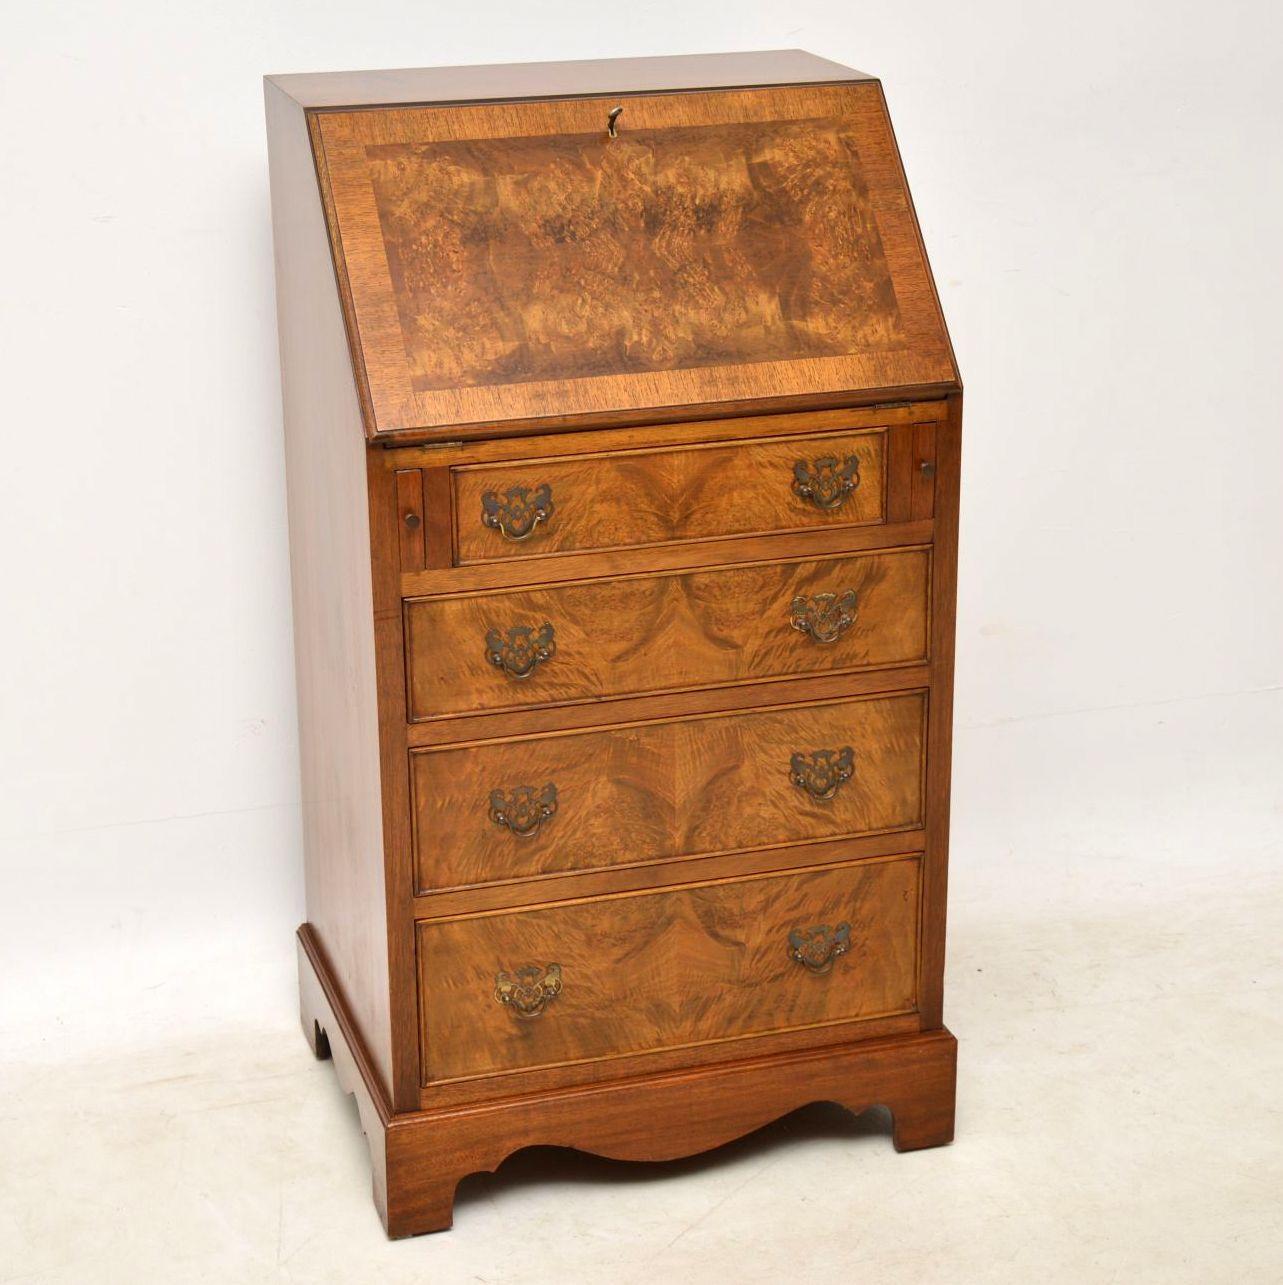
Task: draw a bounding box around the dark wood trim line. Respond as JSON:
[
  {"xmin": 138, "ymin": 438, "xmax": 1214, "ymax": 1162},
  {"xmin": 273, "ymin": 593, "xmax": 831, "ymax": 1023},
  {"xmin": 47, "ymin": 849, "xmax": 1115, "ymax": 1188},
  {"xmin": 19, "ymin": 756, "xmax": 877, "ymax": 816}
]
[
  {"xmin": 370, "ymin": 384, "xmax": 960, "ymax": 447},
  {"xmin": 401, "ymin": 523, "xmax": 934, "ymax": 597},
  {"xmin": 405, "ymin": 665, "xmax": 932, "ymax": 748},
  {"xmin": 410, "ymin": 831, "xmax": 928, "ymax": 918},
  {"xmin": 378, "ymin": 401, "xmax": 949, "ymax": 470}
]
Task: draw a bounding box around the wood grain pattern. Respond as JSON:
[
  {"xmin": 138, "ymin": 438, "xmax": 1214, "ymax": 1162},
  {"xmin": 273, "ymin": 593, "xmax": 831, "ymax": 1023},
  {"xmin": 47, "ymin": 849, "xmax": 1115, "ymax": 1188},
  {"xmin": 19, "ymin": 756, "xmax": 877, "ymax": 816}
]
[
  {"xmin": 265, "ymin": 80, "xmax": 395, "ymax": 1096},
  {"xmin": 910, "ymin": 422, "xmax": 937, "ymax": 520},
  {"xmin": 302, "ymin": 921, "xmax": 955, "ymax": 1237},
  {"xmin": 394, "ymin": 469, "xmax": 425, "ymax": 570},
  {"xmin": 274, "ymin": 53, "xmax": 961, "ymax": 1238},
  {"xmin": 453, "ymin": 428, "xmax": 886, "ymax": 563},
  {"xmin": 411, "ymin": 691, "xmax": 925, "ymax": 893},
  {"xmin": 313, "ymin": 83, "xmax": 956, "ymax": 437},
  {"xmin": 411, "ymin": 831, "xmax": 923, "ymax": 923},
  {"xmin": 416, "ymin": 856, "xmax": 920, "ymax": 1082},
  {"xmin": 370, "ymin": 121, "xmax": 905, "ymax": 391},
  {"xmin": 268, "ymin": 50, "xmax": 870, "ymax": 111},
  {"xmin": 919, "ymin": 394, "xmax": 962, "ymax": 1028},
  {"xmin": 366, "ymin": 458, "xmax": 429, "ymax": 1109},
  {"xmin": 405, "ymin": 519, "xmax": 935, "ymax": 602},
  {"xmin": 406, "ymin": 662, "xmax": 930, "ymax": 750},
  {"xmin": 405, "ymin": 547, "xmax": 929, "ymax": 719},
  {"xmin": 383, "ymin": 401, "xmax": 947, "ymax": 471}
]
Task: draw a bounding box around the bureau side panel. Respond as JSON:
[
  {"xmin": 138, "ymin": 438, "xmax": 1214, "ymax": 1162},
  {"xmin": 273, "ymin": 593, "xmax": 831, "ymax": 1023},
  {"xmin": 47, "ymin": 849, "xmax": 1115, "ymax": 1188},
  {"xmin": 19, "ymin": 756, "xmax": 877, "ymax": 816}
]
[{"xmin": 266, "ymin": 80, "xmax": 393, "ymax": 1095}]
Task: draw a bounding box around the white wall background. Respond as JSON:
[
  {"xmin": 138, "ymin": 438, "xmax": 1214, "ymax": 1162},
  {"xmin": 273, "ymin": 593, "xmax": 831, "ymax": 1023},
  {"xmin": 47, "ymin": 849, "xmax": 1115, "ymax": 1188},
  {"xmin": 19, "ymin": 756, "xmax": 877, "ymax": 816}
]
[{"xmin": 2, "ymin": 1, "xmax": 1280, "ymax": 1059}]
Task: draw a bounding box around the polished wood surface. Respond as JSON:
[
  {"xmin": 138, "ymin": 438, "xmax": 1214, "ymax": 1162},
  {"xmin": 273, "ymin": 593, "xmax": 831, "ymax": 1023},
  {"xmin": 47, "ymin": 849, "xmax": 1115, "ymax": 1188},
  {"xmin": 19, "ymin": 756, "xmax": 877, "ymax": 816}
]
[
  {"xmin": 919, "ymin": 395, "xmax": 961, "ymax": 1028},
  {"xmin": 411, "ymin": 831, "xmax": 924, "ymax": 925},
  {"xmin": 394, "ymin": 468, "xmax": 425, "ymax": 571},
  {"xmin": 406, "ymin": 661, "xmax": 930, "ymax": 749},
  {"xmin": 301, "ymin": 925, "xmax": 955, "ymax": 1236},
  {"xmin": 365, "ymin": 453, "xmax": 427, "ymax": 1109},
  {"xmin": 370, "ymin": 124, "xmax": 905, "ymax": 390},
  {"xmin": 405, "ymin": 517, "xmax": 934, "ymax": 602},
  {"xmin": 268, "ymin": 50, "xmax": 869, "ymax": 111},
  {"xmin": 405, "ymin": 548, "xmax": 929, "ymax": 719},
  {"xmin": 417, "ymin": 856, "xmax": 920, "ymax": 1082},
  {"xmin": 265, "ymin": 80, "xmax": 395, "ymax": 1096},
  {"xmin": 313, "ymin": 82, "xmax": 956, "ymax": 437},
  {"xmin": 411, "ymin": 691, "xmax": 925, "ymax": 893},
  {"xmin": 273, "ymin": 52, "xmax": 960, "ymax": 1237},
  {"xmin": 386, "ymin": 401, "xmax": 946, "ymax": 470},
  {"xmin": 453, "ymin": 428, "xmax": 886, "ymax": 563}
]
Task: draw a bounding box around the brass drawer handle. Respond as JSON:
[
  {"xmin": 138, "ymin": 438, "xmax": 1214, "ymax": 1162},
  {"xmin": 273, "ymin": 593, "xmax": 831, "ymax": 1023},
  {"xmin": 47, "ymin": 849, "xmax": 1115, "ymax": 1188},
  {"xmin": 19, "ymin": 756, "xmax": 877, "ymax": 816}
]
[
  {"xmin": 489, "ymin": 783, "xmax": 558, "ymax": 838},
  {"xmin": 788, "ymin": 922, "xmax": 851, "ymax": 975},
  {"xmin": 790, "ymin": 590, "xmax": 858, "ymax": 644},
  {"xmin": 494, "ymin": 962, "xmax": 562, "ymax": 1019},
  {"xmin": 789, "ymin": 746, "xmax": 855, "ymax": 801},
  {"xmin": 792, "ymin": 454, "xmax": 860, "ymax": 511},
  {"xmin": 481, "ymin": 483, "xmax": 554, "ymax": 542},
  {"xmin": 485, "ymin": 623, "xmax": 556, "ymax": 679}
]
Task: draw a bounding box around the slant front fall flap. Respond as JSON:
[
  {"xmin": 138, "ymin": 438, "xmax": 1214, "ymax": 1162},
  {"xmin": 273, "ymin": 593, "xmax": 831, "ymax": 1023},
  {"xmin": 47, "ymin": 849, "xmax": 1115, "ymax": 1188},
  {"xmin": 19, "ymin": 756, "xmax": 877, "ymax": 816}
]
[{"xmin": 311, "ymin": 81, "xmax": 956, "ymax": 437}]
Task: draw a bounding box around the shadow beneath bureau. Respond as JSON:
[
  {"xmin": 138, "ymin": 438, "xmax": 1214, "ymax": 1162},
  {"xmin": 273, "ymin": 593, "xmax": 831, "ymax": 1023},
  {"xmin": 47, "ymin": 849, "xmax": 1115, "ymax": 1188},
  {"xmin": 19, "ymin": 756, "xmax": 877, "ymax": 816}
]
[{"xmin": 298, "ymin": 925, "xmax": 957, "ymax": 1238}]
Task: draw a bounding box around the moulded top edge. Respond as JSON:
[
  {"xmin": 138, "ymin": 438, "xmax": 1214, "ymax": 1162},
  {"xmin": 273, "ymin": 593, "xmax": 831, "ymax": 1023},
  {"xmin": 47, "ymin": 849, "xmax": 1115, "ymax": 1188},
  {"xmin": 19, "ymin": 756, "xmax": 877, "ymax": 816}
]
[{"xmin": 266, "ymin": 50, "xmax": 872, "ymax": 111}]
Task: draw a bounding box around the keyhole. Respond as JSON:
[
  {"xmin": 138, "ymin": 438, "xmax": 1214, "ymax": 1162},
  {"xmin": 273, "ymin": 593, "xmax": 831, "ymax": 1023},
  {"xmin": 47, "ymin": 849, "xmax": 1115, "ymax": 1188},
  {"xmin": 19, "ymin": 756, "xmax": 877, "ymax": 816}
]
[{"xmin": 606, "ymin": 106, "xmax": 623, "ymax": 139}]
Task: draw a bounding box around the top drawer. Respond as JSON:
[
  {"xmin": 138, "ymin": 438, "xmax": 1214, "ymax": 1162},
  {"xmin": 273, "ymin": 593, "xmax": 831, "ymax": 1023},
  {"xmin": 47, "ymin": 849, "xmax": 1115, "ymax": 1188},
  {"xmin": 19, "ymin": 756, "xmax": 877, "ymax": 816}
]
[{"xmin": 452, "ymin": 427, "xmax": 886, "ymax": 563}]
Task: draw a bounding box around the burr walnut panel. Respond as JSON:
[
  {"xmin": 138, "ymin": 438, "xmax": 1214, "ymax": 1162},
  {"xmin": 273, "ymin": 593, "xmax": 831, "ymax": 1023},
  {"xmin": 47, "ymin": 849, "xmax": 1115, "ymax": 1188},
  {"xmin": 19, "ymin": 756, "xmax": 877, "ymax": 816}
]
[
  {"xmin": 416, "ymin": 855, "xmax": 921, "ymax": 1082},
  {"xmin": 368, "ymin": 119, "xmax": 904, "ymax": 393},
  {"xmin": 312, "ymin": 82, "xmax": 956, "ymax": 436},
  {"xmin": 411, "ymin": 691, "xmax": 925, "ymax": 894},
  {"xmin": 404, "ymin": 547, "xmax": 929, "ymax": 720},
  {"xmin": 453, "ymin": 428, "xmax": 886, "ymax": 563}
]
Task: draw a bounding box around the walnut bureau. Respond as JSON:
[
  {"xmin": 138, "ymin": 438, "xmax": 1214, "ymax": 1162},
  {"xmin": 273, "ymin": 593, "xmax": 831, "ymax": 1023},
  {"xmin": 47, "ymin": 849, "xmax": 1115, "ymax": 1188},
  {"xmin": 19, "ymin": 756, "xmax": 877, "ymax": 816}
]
[{"xmin": 265, "ymin": 49, "xmax": 961, "ymax": 1237}]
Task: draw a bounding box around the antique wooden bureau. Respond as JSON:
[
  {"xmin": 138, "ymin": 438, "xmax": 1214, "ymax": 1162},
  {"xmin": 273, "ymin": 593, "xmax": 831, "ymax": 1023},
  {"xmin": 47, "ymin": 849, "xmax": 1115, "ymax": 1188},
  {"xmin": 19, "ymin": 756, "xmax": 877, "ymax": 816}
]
[{"xmin": 265, "ymin": 49, "xmax": 961, "ymax": 1237}]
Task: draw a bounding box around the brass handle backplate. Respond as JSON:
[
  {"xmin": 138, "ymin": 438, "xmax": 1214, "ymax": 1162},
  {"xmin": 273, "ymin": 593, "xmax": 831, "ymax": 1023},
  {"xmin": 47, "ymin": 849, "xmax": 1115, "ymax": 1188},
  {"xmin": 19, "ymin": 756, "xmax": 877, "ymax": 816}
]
[
  {"xmin": 789, "ymin": 747, "xmax": 855, "ymax": 801},
  {"xmin": 495, "ymin": 963, "xmax": 562, "ymax": 1018},
  {"xmin": 481, "ymin": 483, "xmax": 554, "ymax": 542},
  {"xmin": 485, "ymin": 623, "xmax": 556, "ymax": 679},
  {"xmin": 790, "ymin": 590, "xmax": 858, "ymax": 644},
  {"xmin": 792, "ymin": 454, "xmax": 860, "ymax": 511},
  {"xmin": 489, "ymin": 783, "xmax": 558, "ymax": 838},
  {"xmin": 788, "ymin": 922, "xmax": 851, "ymax": 975}
]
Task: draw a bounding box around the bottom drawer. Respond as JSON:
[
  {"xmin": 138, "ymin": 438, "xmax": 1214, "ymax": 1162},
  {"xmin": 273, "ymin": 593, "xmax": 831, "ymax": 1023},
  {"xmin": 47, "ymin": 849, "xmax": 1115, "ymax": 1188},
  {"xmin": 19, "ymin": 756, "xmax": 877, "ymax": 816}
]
[{"xmin": 417, "ymin": 855, "xmax": 921, "ymax": 1083}]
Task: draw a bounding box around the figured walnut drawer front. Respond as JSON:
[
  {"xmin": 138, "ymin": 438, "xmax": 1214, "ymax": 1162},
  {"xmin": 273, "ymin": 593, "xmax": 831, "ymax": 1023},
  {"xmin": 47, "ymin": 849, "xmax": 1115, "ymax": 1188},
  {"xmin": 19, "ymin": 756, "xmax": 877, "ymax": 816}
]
[
  {"xmin": 453, "ymin": 428, "xmax": 886, "ymax": 562},
  {"xmin": 412, "ymin": 691, "xmax": 925, "ymax": 894},
  {"xmin": 417, "ymin": 855, "xmax": 921, "ymax": 1082},
  {"xmin": 405, "ymin": 547, "xmax": 928, "ymax": 720}
]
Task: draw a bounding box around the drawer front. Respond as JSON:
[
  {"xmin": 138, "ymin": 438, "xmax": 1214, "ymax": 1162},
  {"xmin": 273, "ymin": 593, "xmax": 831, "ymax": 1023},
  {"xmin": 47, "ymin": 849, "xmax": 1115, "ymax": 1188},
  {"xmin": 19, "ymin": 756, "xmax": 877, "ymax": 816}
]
[
  {"xmin": 412, "ymin": 691, "xmax": 925, "ymax": 894},
  {"xmin": 453, "ymin": 428, "xmax": 886, "ymax": 563},
  {"xmin": 405, "ymin": 547, "xmax": 929, "ymax": 720},
  {"xmin": 417, "ymin": 855, "xmax": 921, "ymax": 1082}
]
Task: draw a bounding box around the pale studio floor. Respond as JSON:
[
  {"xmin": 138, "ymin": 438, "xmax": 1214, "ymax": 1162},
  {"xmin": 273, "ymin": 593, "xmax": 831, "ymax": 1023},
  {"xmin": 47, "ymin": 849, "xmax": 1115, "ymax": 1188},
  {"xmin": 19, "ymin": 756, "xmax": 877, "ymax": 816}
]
[{"xmin": 2, "ymin": 690, "xmax": 1281, "ymax": 1284}]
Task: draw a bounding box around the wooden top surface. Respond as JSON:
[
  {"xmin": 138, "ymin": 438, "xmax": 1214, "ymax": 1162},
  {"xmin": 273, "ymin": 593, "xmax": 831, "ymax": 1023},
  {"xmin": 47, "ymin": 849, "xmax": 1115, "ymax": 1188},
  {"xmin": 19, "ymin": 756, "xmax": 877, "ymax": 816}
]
[
  {"xmin": 299, "ymin": 58, "xmax": 956, "ymax": 440},
  {"xmin": 267, "ymin": 50, "xmax": 871, "ymax": 110}
]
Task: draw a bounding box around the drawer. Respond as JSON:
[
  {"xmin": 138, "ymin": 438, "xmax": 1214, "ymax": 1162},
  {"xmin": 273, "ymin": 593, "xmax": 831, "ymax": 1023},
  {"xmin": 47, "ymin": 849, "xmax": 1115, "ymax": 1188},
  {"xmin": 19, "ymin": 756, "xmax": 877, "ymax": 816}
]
[
  {"xmin": 405, "ymin": 546, "xmax": 929, "ymax": 720},
  {"xmin": 412, "ymin": 691, "xmax": 925, "ymax": 894},
  {"xmin": 416, "ymin": 855, "xmax": 921, "ymax": 1082},
  {"xmin": 452, "ymin": 427, "xmax": 886, "ymax": 563}
]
